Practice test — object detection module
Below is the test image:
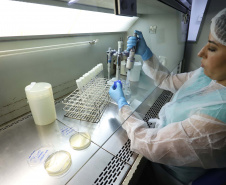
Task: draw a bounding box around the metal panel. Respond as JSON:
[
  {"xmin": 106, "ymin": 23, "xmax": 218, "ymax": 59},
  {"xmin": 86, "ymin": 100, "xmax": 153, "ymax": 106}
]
[
  {"xmin": 56, "ymin": 102, "xmax": 122, "ymax": 146},
  {"xmin": 114, "ymin": 0, "xmax": 137, "ymax": 16},
  {"xmin": 0, "ymin": 116, "xmax": 100, "ymax": 185},
  {"xmin": 67, "ymin": 148, "xmax": 131, "ymax": 185},
  {"xmin": 158, "ymin": 0, "xmax": 189, "ymax": 13},
  {"xmin": 102, "ymin": 126, "xmax": 138, "ymax": 165},
  {"xmin": 0, "ymin": 68, "xmax": 174, "ymax": 185}
]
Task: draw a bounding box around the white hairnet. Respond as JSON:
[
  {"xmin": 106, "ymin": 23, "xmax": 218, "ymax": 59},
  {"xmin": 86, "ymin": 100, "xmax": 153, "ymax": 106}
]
[{"xmin": 210, "ymin": 8, "xmax": 226, "ymax": 46}]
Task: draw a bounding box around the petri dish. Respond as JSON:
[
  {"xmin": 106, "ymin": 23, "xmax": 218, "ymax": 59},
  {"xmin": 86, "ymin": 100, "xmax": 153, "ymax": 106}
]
[
  {"xmin": 27, "ymin": 146, "xmax": 55, "ymax": 167},
  {"xmin": 44, "ymin": 150, "xmax": 72, "ymax": 176},
  {"xmin": 70, "ymin": 132, "xmax": 91, "ymax": 150}
]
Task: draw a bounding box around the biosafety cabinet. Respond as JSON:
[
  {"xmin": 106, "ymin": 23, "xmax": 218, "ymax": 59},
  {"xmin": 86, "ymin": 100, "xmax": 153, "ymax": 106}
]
[{"xmin": 0, "ymin": 0, "xmax": 192, "ymax": 184}]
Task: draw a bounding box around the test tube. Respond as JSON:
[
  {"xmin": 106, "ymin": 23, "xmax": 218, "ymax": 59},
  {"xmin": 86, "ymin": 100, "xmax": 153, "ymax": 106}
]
[
  {"xmin": 97, "ymin": 63, "xmax": 103, "ymax": 77},
  {"xmin": 80, "ymin": 76, "xmax": 85, "ymax": 90},
  {"xmin": 83, "ymin": 73, "xmax": 89, "ymax": 86},
  {"xmin": 87, "ymin": 71, "xmax": 93, "ymax": 83},
  {"xmin": 76, "ymin": 78, "xmax": 82, "ymax": 90},
  {"xmin": 93, "ymin": 66, "xmax": 99, "ymax": 77},
  {"xmin": 90, "ymin": 68, "xmax": 96, "ymax": 80},
  {"xmin": 97, "ymin": 63, "xmax": 103, "ymax": 71}
]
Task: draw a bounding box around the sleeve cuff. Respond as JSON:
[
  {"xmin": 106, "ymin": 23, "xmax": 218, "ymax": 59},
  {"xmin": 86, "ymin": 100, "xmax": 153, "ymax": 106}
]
[{"xmin": 142, "ymin": 47, "xmax": 153, "ymax": 61}]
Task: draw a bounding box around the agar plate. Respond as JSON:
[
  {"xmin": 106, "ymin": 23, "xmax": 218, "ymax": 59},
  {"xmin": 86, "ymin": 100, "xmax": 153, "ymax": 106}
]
[{"xmin": 70, "ymin": 132, "xmax": 91, "ymax": 150}]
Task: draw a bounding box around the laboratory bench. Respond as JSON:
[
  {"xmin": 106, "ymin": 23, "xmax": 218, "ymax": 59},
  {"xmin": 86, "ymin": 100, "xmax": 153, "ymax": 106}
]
[{"xmin": 0, "ymin": 72, "xmax": 172, "ymax": 185}]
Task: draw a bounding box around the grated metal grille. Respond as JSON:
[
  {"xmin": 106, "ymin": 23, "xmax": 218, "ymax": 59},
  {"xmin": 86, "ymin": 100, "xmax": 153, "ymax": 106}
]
[
  {"xmin": 143, "ymin": 90, "xmax": 173, "ymax": 127},
  {"xmin": 93, "ymin": 90, "xmax": 173, "ymax": 184},
  {"xmin": 93, "ymin": 140, "xmax": 133, "ymax": 185},
  {"xmin": 115, "ymin": 140, "xmax": 134, "ymax": 163}
]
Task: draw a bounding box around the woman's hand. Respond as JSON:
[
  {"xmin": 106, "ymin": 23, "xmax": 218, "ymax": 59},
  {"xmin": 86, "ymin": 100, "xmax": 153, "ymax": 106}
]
[
  {"xmin": 109, "ymin": 81, "xmax": 128, "ymax": 109},
  {"xmin": 127, "ymin": 30, "xmax": 153, "ymax": 61}
]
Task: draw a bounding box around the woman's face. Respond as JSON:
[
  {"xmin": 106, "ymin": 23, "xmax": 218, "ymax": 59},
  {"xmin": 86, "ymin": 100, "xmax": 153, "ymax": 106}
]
[{"xmin": 198, "ymin": 33, "xmax": 226, "ymax": 86}]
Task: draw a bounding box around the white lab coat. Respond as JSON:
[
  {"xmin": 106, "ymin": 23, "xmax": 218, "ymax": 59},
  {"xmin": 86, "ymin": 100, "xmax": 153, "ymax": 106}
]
[{"xmin": 120, "ymin": 55, "xmax": 226, "ymax": 184}]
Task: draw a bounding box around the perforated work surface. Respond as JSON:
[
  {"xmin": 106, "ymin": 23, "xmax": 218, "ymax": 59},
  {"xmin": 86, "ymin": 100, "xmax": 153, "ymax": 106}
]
[
  {"xmin": 143, "ymin": 90, "xmax": 173, "ymax": 127},
  {"xmin": 93, "ymin": 90, "xmax": 173, "ymax": 185},
  {"xmin": 93, "ymin": 140, "xmax": 133, "ymax": 185}
]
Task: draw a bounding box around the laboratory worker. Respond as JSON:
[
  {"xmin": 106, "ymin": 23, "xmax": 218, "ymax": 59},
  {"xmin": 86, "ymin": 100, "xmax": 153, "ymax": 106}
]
[{"xmin": 109, "ymin": 8, "xmax": 226, "ymax": 185}]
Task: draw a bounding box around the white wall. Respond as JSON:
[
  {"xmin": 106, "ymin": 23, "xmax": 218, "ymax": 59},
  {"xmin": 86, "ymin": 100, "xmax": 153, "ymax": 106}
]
[{"xmin": 127, "ymin": 12, "xmax": 188, "ymax": 72}]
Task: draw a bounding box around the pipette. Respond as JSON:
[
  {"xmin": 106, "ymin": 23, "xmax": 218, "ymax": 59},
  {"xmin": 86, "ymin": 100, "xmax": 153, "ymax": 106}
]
[
  {"xmin": 124, "ymin": 33, "xmax": 138, "ymax": 101},
  {"xmin": 116, "ymin": 41, "xmax": 123, "ymax": 80},
  {"xmin": 106, "ymin": 48, "xmax": 116, "ymax": 79},
  {"xmin": 113, "ymin": 80, "xmax": 122, "ymax": 90},
  {"xmin": 126, "ymin": 33, "xmax": 137, "ymax": 70}
]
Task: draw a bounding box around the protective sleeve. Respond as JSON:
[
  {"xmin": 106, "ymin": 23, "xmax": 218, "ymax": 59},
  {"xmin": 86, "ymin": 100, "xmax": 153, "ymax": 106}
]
[
  {"xmin": 142, "ymin": 55, "xmax": 195, "ymax": 93},
  {"xmin": 120, "ymin": 105, "xmax": 226, "ymax": 169}
]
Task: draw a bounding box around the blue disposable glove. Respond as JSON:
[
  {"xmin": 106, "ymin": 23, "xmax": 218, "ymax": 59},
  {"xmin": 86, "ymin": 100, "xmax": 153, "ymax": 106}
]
[
  {"xmin": 109, "ymin": 81, "xmax": 129, "ymax": 109},
  {"xmin": 127, "ymin": 30, "xmax": 153, "ymax": 61}
]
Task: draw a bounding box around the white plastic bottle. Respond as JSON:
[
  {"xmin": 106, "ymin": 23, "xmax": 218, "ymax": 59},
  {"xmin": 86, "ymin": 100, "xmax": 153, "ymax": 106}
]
[{"xmin": 25, "ymin": 82, "xmax": 56, "ymax": 125}]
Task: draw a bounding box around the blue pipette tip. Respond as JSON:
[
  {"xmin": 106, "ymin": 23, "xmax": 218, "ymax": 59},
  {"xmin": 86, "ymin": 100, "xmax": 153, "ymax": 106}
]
[{"xmin": 113, "ymin": 80, "xmax": 122, "ymax": 90}]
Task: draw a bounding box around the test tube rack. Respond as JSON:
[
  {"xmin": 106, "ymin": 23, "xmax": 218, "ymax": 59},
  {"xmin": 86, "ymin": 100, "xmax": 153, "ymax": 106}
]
[{"xmin": 62, "ymin": 76, "xmax": 111, "ymax": 123}]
